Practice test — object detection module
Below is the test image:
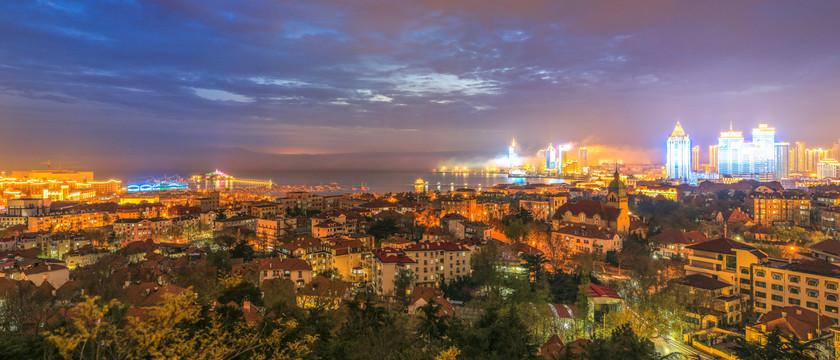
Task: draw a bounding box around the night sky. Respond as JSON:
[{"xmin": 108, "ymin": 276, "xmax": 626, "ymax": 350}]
[{"xmin": 2, "ymin": 1, "xmax": 840, "ymax": 174}]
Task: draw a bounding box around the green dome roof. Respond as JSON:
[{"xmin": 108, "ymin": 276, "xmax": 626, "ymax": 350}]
[{"xmin": 608, "ymin": 170, "xmax": 626, "ymax": 197}]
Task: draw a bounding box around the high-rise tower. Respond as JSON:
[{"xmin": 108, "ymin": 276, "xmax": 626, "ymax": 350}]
[
  {"xmin": 666, "ymin": 121, "xmax": 692, "ymax": 180},
  {"xmin": 508, "ymin": 139, "xmax": 517, "ymax": 170}
]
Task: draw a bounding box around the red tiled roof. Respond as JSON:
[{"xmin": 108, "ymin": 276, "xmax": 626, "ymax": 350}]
[
  {"xmin": 580, "ymin": 283, "xmax": 621, "ymax": 299},
  {"xmin": 809, "ymin": 239, "xmax": 840, "ymax": 257},
  {"xmin": 652, "ymin": 229, "xmax": 711, "ymax": 245},
  {"xmin": 552, "ymin": 199, "xmax": 621, "ymax": 221},
  {"xmin": 540, "ymin": 334, "xmax": 564, "ymax": 356},
  {"xmin": 371, "ymin": 247, "xmax": 415, "ymax": 264},
  {"xmin": 404, "ymin": 241, "xmax": 469, "ymax": 252},
  {"xmin": 757, "ymin": 306, "xmax": 834, "ymax": 340},
  {"xmin": 511, "ymin": 242, "xmax": 543, "ymax": 256},
  {"xmin": 686, "ymin": 237, "xmax": 756, "ymax": 255},
  {"xmin": 555, "ymin": 223, "xmax": 616, "ymax": 240},
  {"xmin": 682, "ymin": 273, "xmax": 731, "ymax": 290},
  {"xmin": 788, "ymin": 259, "xmax": 840, "ymax": 277},
  {"xmin": 259, "ymin": 257, "xmax": 313, "ymax": 271},
  {"xmin": 22, "ymin": 263, "xmax": 67, "ymax": 275},
  {"xmin": 726, "ymin": 209, "xmax": 753, "ymax": 223}
]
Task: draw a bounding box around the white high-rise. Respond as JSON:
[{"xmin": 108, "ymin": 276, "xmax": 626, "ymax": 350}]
[{"xmin": 666, "ymin": 121, "xmax": 692, "ymax": 180}]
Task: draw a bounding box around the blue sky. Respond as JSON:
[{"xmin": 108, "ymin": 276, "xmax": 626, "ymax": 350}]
[{"xmin": 1, "ymin": 0, "xmax": 839, "ymax": 173}]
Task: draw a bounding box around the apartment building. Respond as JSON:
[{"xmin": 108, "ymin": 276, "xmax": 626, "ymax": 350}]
[
  {"xmin": 370, "ymin": 247, "xmax": 415, "ymax": 295},
  {"xmin": 28, "ymin": 211, "xmax": 106, "ymax": 232},
  {"xmin": 280, "ymin": 237, "xmax": 331, "ymax": 274},
  {"xmin": 552, "ymin": 223, "xmax": 622, "ymax": 254},
  {"xmin": 259, "ymin": 257, "xmax": 312, "ymax": 287},
  {"xmin": 403, "ymin": 241, "xmax": 471, "ymax": 287},
  {"xmin": 114, "ymin": 218, "xmax": 173, "ymax": 242},
  {"xmin": 327, "ymin": 238, "xmax": 367, "ymax": 283},
  {"xmin": 685, "ymin": 237, "xmax": 768, "ymax": 295},
  {"xmin": 748, "ymin": 189, "xmax": 810, "ymax": 227},
  {"xmin": 750, "ymin": 258, "xmax": 840, "ymax": 324}
]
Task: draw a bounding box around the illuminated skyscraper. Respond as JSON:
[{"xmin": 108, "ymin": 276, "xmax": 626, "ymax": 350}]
[
  {"xmin": 578, "ymin": 147, "xmax": 589, "ymax": 173},
  {"xmin": 774, "ymin": 142, "xmax": 790, "ymax": 180},
  {"xmin": 508, "ymin": 139, "xmax": 517, "ymax": 169},
  {"xmin": 545, "ymin": 143, "xmax": 557, "ymax": 170},
  {"xmin": 795, "ymin": 142, "xmax": 807, "ymax": 172},
  {"xmin": 718, "ymin": 123, "xmax": 786, "ymax": 180},
  {"xmin": 817, "ymin": 159, "xmax": 840, "ymax": 179},
  {"xmin": 692, "ymin": 146, "xmax": 700, "ymax": 171},
  {"xmin": 751, "ymin": 124, "xmax": 776, "ymax": 177},
  {"xmin": 666, "ymin": 121, "xmax": 692, "ymax": 180},
  {"xmin": 709, "ymin": 145, "xmax": 719, "ymax": 173},
  {"xmin": 718, "ymin": 124, "xmax": 745, "ymax": 176}
]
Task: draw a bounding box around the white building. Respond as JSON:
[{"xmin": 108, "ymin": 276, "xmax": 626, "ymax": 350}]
[{"xmin": 666, "ymin": 121, "xmax": 692, "ymax": 180}]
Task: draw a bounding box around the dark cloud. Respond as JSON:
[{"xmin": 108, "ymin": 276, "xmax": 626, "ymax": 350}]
[{"xmin": 1, "ymin": 0, "xmax": 840, "ymax": 174}]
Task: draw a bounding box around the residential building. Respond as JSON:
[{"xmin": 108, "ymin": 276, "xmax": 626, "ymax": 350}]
[
  {"xmin": 745, "ymin": 305, "xmax": 833, "ymax": 358},
  {"xmin": 259, "ymin": 257, "xmax": 312, "ymax": 287},
  {"xmin": 214, "ymin": 215, "xmax": 257, "ymax": 232},
  {"xmin": 751, "ymin": 258, "xmax": 840, "ymax": 323},
  {"xmin": 651, "ymin": 229, "xmax": 711, "ymax": 259},
  {"xmin": 114, "ymin": 218, "xmax": 173, "ymax": 242},
  {"xmin": 681, "ymin": 273, "xmax": 743, "ymax": 329},
  {"xmin": 748, "ymin": 190, "xmax": 810, "ymax": 227},
  {"xmin": 685, "ymin": 237, "xmax": 767, "ymax": 295},
  {"xmin": 280, "ymin": 237, "xmax": 331, "ymax": 274},
  {"xmin": 327, "ymin": 237, "xmax": 367, "ymax": 283},
  {"xmin": 403, "ymin": 241, "xmax": 471, "ymax": 286},
  {"xmin": 553, "ymin": 223, "xmax": 622, "ymax": 254},
  {"xmin": 370, "ymin": 247, "xmax": 415, "ymax": 295}
]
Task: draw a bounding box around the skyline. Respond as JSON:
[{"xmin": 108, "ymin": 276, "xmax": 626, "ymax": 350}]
[{"xmin": 3, "ymin": 1, "xmax": 840, "ymax": 174}]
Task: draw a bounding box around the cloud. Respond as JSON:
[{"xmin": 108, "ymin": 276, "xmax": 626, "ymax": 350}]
[
  {"xmin": 368, "ymin": 94, "xmax": 393, "ymax": 102},
  {"xmin": 2, "ymin": 0, "xmax": 840, "ymax": 173},
  {"xmin": 192, "ymin": 88, "xmax": 254, "ymax": 103}
]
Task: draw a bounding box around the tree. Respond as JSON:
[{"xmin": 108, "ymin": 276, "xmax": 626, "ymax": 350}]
[
  {"xmin": 45, "ymin": 293, "xmax": 315, "ymax": 360},
  {"xmin": 505, "ymin": 218, "xmax": 528, "ymax": 243},
  {"xmin": 230, "ymin": 239, "xmax": 255, "ymax": 261},
  {"xmin": 206, "ymin": 250, "xmax": 232, "ymax": 273},
  {"xmin": 521, "ymin": 253, "xmax": 547, "ymax": 282},
  {"xmin": 582, "ymin": 323, "xmax": 666, "ymax": 360},
  {"xmin": 456, "ymin": 305, "xmax": 537, "ymax": 360},
  {"xmin": 218, "ymin": 281, "xmax": 264, "ymax": 307},
  {"xmin": 393, "ymin": 267, "xmax": 414, "ymax": 309},
  {"xmin": 368, "ymin": 218, "xmax": 400, "ymax": 240},
  {"xmin": 733, "ymin": 328, "xmax": 818, "ymax": 360}
]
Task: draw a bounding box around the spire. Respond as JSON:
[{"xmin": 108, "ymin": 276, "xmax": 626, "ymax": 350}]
[
  {"xmin": 729, "ymin": 121, "xmax": 733, "ymax": 131},
  {"xmin": 670, "ymin": 120, "xmax": 687, "ymax": 138}
]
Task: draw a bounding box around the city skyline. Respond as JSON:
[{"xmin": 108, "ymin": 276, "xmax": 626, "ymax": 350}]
[{"xmin": 3, "ymin": 1, "xmax": 840, "ymax": 174}]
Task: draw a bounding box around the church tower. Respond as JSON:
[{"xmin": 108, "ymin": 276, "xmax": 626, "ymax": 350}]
[{"xmin": 606, "ymin": 168, "xmax": 630, "ymax": 232}]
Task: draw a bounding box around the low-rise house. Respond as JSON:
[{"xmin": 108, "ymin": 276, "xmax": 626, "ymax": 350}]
[
  {"xmin": 8, "ymin": 262, "xmax": 70, "ymax": 288},
  {"xmin": 297, "ymin": 275, "xmax": 351, "ymax": 309},
  {"xmin": 809, "ymin": 239, "xmax": 840, "ymax": 265},
  {"xmin": 745, "ymin": 305, "xmax": 833, "ymax": 358},
  {"xmin": 214, "ymin": 215, "xmax": 257, "ymax": 232},
  {"xmin": 681, "ymin": 273, "xmax": 743, "ymax": 330},
  {"xmin": 63, "ymin": 246, "xmax": 110, "ymax": 269},
  {"xmin": 651, "ymin": 229, "xmax": 711, "ymax": 259},
  {"xmin": 280, "ymin": 237, "xmax": 331, "ymax": 274},
  {"xmin": 259, "ymin": 258, "xmax": 312, "ymax": 287},
  {"xmin": 552, "ymin": 223, "xmax": 622, "ymax": 254}
]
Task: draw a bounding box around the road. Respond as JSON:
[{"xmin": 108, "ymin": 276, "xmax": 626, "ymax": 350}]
[{"xmin": 653, "ymin": 336, "xmax": 713, "ymax": 359}]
